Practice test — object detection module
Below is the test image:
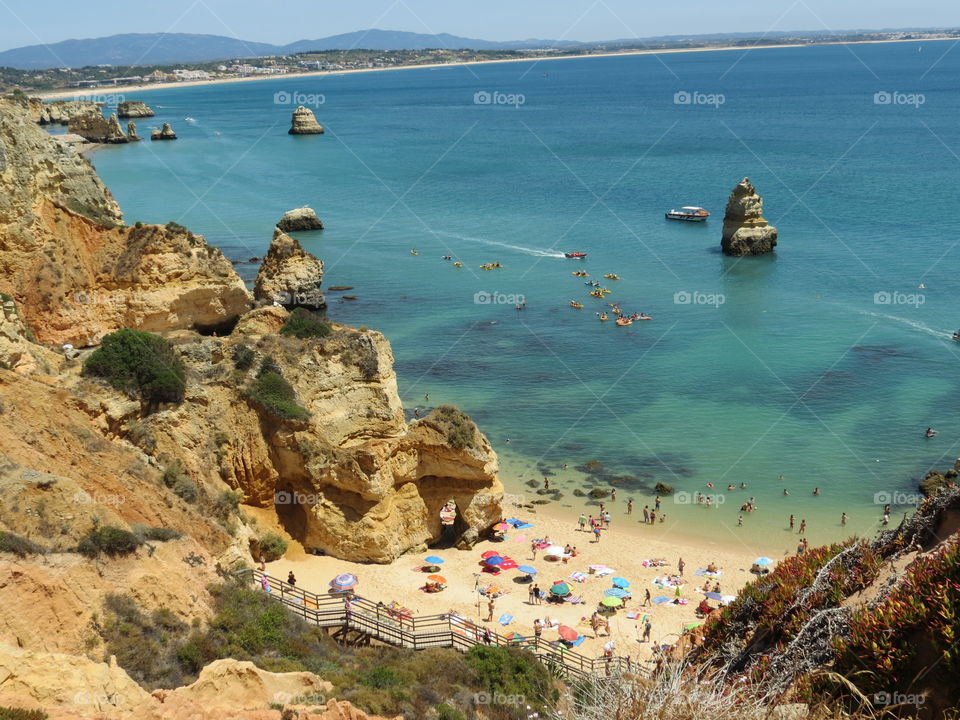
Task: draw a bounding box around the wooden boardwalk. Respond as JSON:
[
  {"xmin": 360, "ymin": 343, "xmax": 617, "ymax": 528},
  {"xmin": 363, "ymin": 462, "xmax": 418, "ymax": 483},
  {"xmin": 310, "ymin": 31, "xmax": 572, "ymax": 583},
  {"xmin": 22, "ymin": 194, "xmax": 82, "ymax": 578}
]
[{"xmin": 240, "ymin": 569, "xmax": 638, "ymax": 679}]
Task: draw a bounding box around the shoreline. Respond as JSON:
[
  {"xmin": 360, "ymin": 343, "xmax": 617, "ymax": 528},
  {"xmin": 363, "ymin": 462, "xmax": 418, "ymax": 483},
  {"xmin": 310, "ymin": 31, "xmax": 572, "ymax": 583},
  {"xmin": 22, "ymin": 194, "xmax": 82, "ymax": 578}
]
[{"xmin": 34, "ymin": 36, "xmax": 951, "ymax": 101}]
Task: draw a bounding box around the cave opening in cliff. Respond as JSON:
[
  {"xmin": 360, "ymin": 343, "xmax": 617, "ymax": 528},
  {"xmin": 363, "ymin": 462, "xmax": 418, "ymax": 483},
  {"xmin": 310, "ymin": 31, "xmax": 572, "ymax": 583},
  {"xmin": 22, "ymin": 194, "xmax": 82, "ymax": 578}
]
[
  {"xmin": 275, "ymin": 485, "xmax": 308, "ymax": 542},
  {"xmin": 433, "ymin": 498, "xmax": 468, "ymax": 549},
  {"xmin": 194, "ymin": 315, "xmax": 240, "ymax": 337}
]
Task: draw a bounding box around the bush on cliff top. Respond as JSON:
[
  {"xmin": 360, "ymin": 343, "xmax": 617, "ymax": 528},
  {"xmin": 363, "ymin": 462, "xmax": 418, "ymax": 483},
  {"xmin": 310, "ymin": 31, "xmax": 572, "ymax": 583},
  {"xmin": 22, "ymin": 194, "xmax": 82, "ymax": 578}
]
[
  {"xmin": 427, "ymin": 405, "xmax": 478, "ymax": 450},
  {"xmin": 280, "ymin": 308, "xmax": 331, "ymax": 339},
  {"xmin": 246, "ymin": 369, "xmax": 308, "ymax": 421},
  {"xmin": 77, "ymin": 525, "xmax": 142, "ymax": 558},
  {"xmin": 257, "ymin": 532, "xmax": 288, "ymax": 562},
  {"xmin": 82, "ymin": 328, "xmax": 186, "ymax": 408},
  {"xmin": 0, "ymin": 531, "xmax": 46, "ymax": 557}
]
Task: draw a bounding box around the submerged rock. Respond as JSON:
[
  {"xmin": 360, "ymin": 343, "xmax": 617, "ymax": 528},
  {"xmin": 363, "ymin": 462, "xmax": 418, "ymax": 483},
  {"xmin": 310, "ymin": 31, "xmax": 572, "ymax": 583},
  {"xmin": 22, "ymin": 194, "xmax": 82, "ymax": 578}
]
[
  {"xmin": 254, "ymin": 228, "xmax": 326, "ymax": 310},
  {"xmin": 116, "ymin": 100, "xmax": 155, "ymax": 118},
  {"xmin": 150, "ymin": 122, "xmax": 177, "ymax": 140},
  {"xmin": 67, "ymin": 112, "xmax": 129, "ymax": 143},
  {"xmin": 277, "ymin": 206, "xmax": 324, "ymax": 232},
  {"xmin": 288, "ymin": 105, "xmax": 324, "ymax": 135},
  {"xmin": 721, "ymin": 177, "xmax": 778, "ymax": 256}
]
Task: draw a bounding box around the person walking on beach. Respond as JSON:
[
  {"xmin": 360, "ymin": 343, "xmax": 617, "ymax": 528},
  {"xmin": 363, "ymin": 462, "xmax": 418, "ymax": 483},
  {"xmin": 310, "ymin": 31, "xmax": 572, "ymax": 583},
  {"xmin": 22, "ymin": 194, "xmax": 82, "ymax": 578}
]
[
  {"xmin": 841, "ymin": 512, "xmax": 847, "ymax": 526},
  {"xmin": 678, "ymin": 557, "xmax": 685, "ymax": 576},
  {"xmin": 642, "ymin": 620, "xmax": 652, "ymax": 643},
  {"xmin": 593, "ymin": 525, "xmax": 601, "ymax": 543},
  {"xmin": 544, "ymin": 477, "xmax": 550, "ymax": 490},
  {"xmin": 486, "ymin": 597, "xmax": 495, "ymax": 622},
  {"xmin": 287, "ymin": 571, "xmax": 296, "ymax": 587},
  {"xmin": 611, "ymin": 488, "xmax": 616, "ymax": 501},
  {"xmin": 259, "ymin": 553, "xmax": 266, "ymax": 572},
  {"xmin": 532, "ymin": 584, "xmax": 542, "ymax": 604},
  {"xmin": 655, "ymin": 496, "xmax": 661, "ymax": 511},
  {"xmin": 533, "ymin": 619, "xmax": 543, "ymax": 644},
  {"xmin": 627, "ymin": 499, "xmax": 633, "ymax": 514},
  {"xmin": 799, "ymin": 519, "xmax": 807, "ymax": 534},
  {"xmin": 578, "ymin": 513, "xmax": 587, "ymax": 531},
  {"xmin": 643, "ymin": 506, "xmax": 650, "ymax": 524},
  {"xmin": 531, "ymin": 541, "xmax": 537, "ymax": 560},
  {"xmin": 789, "ymin": 514, "xmax": 795, "ymax": 530},
  {"xmin": 643, "ymin": 588, "xmax": 651, "ymax": 606},
  {"xmin": 528, "ymin": 584, "xmax": 537, "ymax": 604},
  {"xmin": 650, "ymin": 510, "xmax": 656, "ymax": 524}
]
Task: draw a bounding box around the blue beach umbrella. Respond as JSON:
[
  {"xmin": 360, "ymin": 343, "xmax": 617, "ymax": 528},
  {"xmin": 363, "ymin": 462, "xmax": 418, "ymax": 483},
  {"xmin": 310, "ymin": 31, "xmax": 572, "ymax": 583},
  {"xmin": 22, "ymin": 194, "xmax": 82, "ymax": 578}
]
[
  {"xmin": 485, "ymin": 555, "xmax": 505, "ymax": 566},
  {"xmin": 424, "ymin": 556, "xmax": 445, "ymax": 565},
  {"xmin": 604, "ymin": 588, "xmax": 630, "ymax": 598},
  {"xmin": 704, "ymin": 592, "xmax": 723, "ymax": 601},
  {"xmin": 754, "ymin": 557, "xmax": 774, "ymax": 566},
  {"xmin": 517, "ymin": 565, "xmax": 538, "ymax": 575},
  {"xmin": 329, "ymin": 573, "xmax": 358, "ymax": 591},
  {"xmin": 612, "ymin": 577, "xmax": 630, "ymax": 588}
]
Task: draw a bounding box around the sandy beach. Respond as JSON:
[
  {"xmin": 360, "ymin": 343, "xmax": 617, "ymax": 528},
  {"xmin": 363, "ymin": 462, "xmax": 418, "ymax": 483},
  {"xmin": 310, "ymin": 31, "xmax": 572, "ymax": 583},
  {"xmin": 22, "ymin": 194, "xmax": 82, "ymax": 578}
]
[
  {"xmin": 256, "ymin": 502, "xmax": 764, "ymax": 667},
  {"xmin": 35, "ymin": 36, "xmax": 950, "ymax": 101}
]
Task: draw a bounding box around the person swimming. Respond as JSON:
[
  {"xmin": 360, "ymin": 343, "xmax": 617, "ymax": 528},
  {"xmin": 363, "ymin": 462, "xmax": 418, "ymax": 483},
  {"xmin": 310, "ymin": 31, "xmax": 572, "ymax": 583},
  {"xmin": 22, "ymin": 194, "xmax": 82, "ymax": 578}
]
[{"xmin": 925, "ymin": 427, "xmax": 938, "ymax": 438}]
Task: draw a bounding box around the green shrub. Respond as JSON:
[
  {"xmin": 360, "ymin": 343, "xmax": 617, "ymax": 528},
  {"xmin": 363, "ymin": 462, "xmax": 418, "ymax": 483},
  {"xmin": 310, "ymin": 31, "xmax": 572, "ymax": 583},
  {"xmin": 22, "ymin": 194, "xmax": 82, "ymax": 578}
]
[
  {"xmin": 173, "ymin": 476, "xmax": 200, "ymax": 503},
  {"xmin": 232, "ymin": 344, "xmax": 255, "ymax": 371},
  {"xmin": 162, "ymin": 460, "xmax": 185, "ymax": 488},
  {"xmin": 0, "ymin": 531, "xmax": 46, "ymax": 557},
  {"xmin": 465, "ymin": 645, "xmax": 557, "ymax": 712},
  {"xmin": 362, "ymin": 666, "xmax": 401, "ymax": 689},
  {"xmin": 0, "ymin": 707, "xmax": 48, "ymax": 720},
  {"xmin": 280, "ymin": 308, "xmax": 331, "ymax": 339},
  {"xmin": 211, "ymin": 490, "xmax": 243, "ymax": 521},
  {"xmin": 258, "ymin": 533, "xmax": 288, "ymax": 561},
  {"xmin": 426, "ymin": 405, "xmax": 478, "ymax": 450},
  {"xmin": 246, "ymin": 372, "xmax": 308, "ymax": 421},
  {"xmin": 82, "ymin": 329, "xmax": 186, "ymax": 408},
  {"xmin": 77, "ymin": 525, "xmax": 142, "ymax": 558},
  {"xmin": 435, "ymin": 704, "xmax": 467, "ymax": 720},
  {"xmin": 138, "ymin": 526, "xmax": 184, "ymax": 542}
]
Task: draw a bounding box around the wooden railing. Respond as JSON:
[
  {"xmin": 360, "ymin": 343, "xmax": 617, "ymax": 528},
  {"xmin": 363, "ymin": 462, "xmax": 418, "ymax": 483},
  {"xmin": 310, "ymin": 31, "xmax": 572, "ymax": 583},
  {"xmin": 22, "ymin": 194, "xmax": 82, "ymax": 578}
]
[{"xmin": 238, "ymin": 569, "xmax": 640, "ymax": 680}]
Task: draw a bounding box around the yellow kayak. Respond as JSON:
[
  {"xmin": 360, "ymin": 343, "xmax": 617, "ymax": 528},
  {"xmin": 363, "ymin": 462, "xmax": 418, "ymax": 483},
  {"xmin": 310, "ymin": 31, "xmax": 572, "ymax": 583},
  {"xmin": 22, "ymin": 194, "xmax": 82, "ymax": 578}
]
[
  {"xmin": 603, "ymin": 274, "xmax": 620, "ymax": 280},
  {"xmin": 570, "ymin": 301, "xmax": 584, "ymax": 309}
]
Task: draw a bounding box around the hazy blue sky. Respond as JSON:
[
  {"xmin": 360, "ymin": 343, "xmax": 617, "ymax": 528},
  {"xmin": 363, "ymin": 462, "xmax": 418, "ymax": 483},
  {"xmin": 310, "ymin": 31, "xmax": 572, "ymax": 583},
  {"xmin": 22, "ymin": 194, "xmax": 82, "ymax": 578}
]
[{"xmin": 1, "ymin": 0, "xmax": 958, "ymax": 51}]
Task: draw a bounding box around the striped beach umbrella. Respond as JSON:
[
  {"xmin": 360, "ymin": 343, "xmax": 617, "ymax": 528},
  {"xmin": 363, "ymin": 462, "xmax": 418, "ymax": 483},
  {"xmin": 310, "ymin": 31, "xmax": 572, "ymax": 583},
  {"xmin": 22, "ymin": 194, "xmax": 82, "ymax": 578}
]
[
  {"xmin": 604, "ymin": 588, "xmax": 629, "ymax": 598},
  {"xmin": 329, "ymin": 573, "xmax": 358, "ymax": 591}
]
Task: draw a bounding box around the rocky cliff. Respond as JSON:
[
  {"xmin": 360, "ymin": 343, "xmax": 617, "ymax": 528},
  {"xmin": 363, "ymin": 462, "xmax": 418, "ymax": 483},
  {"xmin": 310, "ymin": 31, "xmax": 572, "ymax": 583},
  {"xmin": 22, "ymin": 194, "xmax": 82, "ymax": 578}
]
[
  {"xmin": 277, "ymin": 207, "xmax": 324, "ymax": 232},
  {"xmin": 0, "ymin": 101, "xmax": 251, "ymax": 346},
  {"xmin": 68, "ymin": 112, "xmax": 129, "ymax": 143},
  {"xmin": 117, "ymin": 100, "xmax": 155, "ymax": 118},
  {"xmin": 254, "ymin": 229, "xmax": 326, "ymax": 310},
  {"xmin": 28, "ymin": 98, "xmax": 101, "ymax": 125},
  {"xmin": 720, "ymin": 177, "xmax": 778, "ymax": 256},
  {"xmin": 151, "ymin": 122, "xmax": 177, "ymax": 140}
]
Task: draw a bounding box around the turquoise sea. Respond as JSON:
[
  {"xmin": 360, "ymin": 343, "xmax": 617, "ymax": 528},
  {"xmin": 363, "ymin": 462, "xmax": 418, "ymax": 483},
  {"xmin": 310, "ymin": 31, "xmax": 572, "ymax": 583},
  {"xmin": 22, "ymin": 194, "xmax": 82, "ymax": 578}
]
[{"xmin": 84, "ymin": 41, "xmax": 960, "ymax": 552}]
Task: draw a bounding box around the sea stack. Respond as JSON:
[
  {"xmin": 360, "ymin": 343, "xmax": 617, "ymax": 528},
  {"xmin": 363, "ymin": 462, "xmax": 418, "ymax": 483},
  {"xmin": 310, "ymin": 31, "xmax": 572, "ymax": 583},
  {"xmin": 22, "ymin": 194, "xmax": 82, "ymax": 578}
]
[
  {"xmin": 254, "ymin": 228, "xmax": 326, "ymax": 310},
  {"xmin": 288, "ymin": 105, "xmax": 324, "ymax": 135},
  {"xmin": 66, "ymin": 112, "xmax": 129, "ymax": 144},
  {"xmin": 116, "ymin": 100, "xmax": 155, "ymax": 118},
  {"xmin": 126, "ymin": 120, "xmax": 141, "ymax": 141},
  {"xmin": 150, "ymin": 122, "xmax": 177, "ymax": 141},
  {"xmin": 721, "ymin": 177, "xmax": 778, "ymax": 256},
  {"xmin": 277, "ymin": 207, "xmax": 324, "ymax": 232}
]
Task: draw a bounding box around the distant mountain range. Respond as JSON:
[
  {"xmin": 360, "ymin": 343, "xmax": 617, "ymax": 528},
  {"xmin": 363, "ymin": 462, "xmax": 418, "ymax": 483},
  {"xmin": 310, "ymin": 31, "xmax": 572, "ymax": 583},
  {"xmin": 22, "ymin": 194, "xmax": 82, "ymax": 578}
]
[
  {"xmin": 0, "ymin": 27, "xmax": 946, "ymax": 70},
  {"xmin": 0, "ymin": 30, "xmax": 584, "ymax": 70}
]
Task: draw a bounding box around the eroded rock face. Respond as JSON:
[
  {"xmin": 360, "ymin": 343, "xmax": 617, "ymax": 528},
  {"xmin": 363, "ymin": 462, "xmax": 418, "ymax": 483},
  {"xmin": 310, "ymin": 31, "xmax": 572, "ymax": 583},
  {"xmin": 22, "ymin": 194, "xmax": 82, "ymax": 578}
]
[
  {"xmin": 29, "ymin": 98, "xmax": 101, "ymax": 125},
  {"xmin": 289, "ymin": 105, "xmax": 324, "ymax": 135},
  {"xmin": 127, "ymin": 120, "xmax": 141, "ymax": 141},
  {"xmin": 67, "ymin": 112, "xmax": 129, "ymax": 144},
  {"xmin": 127, "ymin": 313, "xmax": 504, "ymax": 563},
  {"xmin": 721, "ymin": 177, "xmax": 778, "ymax": 256},
  {"xmin": 0, "ymin": 101, "xmax": 251, "ymax": 346},
  {"xmin": 150, "ymin": 122, "xmax": 177, "ymax": 140},
  {"xmin": 277, "ymin": 206, "xmax": 324, "ymax": 232},
  {"xmin": 254, "ymin": 229, "xmax": 326, "ymax": 310},
  {"xmin": 117, "ymin": 100, "xmax": 155, "ymax": 118}
]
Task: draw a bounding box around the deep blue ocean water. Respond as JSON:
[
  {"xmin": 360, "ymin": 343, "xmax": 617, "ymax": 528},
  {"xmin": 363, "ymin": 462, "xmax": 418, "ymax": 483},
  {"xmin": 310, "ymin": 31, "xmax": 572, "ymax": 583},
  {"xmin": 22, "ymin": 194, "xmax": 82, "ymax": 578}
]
[{"xmin": 83, "ymin": 41, "xmax": 960, "ymax": 550}]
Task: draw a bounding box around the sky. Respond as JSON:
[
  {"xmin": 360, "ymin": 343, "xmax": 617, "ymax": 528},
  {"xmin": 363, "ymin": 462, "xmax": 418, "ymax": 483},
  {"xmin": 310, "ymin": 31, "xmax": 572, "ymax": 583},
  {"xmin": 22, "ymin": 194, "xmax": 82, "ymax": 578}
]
[{"xmin": 0, "ymin": 0, "xmax": 958, "ymax": 52}]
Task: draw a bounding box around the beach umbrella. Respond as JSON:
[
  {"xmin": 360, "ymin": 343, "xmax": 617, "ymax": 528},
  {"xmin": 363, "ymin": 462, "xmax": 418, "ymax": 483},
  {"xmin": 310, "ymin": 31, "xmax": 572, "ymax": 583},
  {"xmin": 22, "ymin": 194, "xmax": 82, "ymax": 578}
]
[
  {"xmin": 754, "ymin": 557, "xmax": 774, "ymax": 566},
  {"xmin": 481, "ymin": 551, "xmax": 500, "ymax": 559},
  {"xmin": 557, "ymin": 625, "xmax": 579, "ymax": 642},
  {"xmin": 504, "ymin": 632, "xmax": 525, "ymax": 643},
  {"xmin": 499, "ymin": 559, "xmax": 519, "ymax": 570},
  {"xmin": 544, "ymin": 545, "xmax": 567, "ymax": 557},
  {"xmin": 600, "ymin": 596, "xmax": 623, "ymax": 607},
  {"xmin": 424, "ymin": 556, "xmax": 444, "ymax": 565},
  {"xmin": 612, "ymin": 577, "xmax": 630, "ymax": 588},
  {"xmin": 704, "ymin": 592, "xmax": 723, "ymax": 601},
  {"xmin": 604, "ymin": 588, "xmax": 630, "ymax": 598},
  {"xmin": 427, "ymin": 575, "xmax": 447, "ymax": 583},
  {"xmin": 517, "ymin": 565, "xmax": 537, "ymax": 575},
  {"xmin": 485, "ymin": 555, "xmax": 505, "ymax": 566},
  {"xmin": 549, "ymin": 582, "xmax": 571, "ymax": 597},
  {"xmin": 329, "ymin": 573, "xmax": 358, "ymax": 591}
]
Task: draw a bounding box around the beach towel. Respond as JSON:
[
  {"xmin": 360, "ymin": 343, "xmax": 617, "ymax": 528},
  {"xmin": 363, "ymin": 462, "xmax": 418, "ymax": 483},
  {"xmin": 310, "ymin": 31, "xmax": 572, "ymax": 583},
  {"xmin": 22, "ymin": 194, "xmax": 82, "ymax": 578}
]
[
  {"xmin": 564, "ymin": 595, "xmax": 583, "ymax": 604},
  {"xmin": 568, "ymin": 571, "xmax": 588, "ymax": 583},
  {"xmin": 514, "ymin": 522, "xmax": 533, "ymax": 529},
  {"xmin": 570, "ymin": 636, "xmax": 586, "ymax": 647},
  {"xmin": 498, "ymin": 614, "xmax": 513, "ymax": 626},
  {"xmin": 694, "ymin": 569, "xmax": 722, "ymax": 577},
  {"xmin": 652, "ymin": 596, "xmax": 672, "ymax": 604},
  {"xmin": 594, "ymin": 567, "xmax": 615, "ymax": 577}
]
